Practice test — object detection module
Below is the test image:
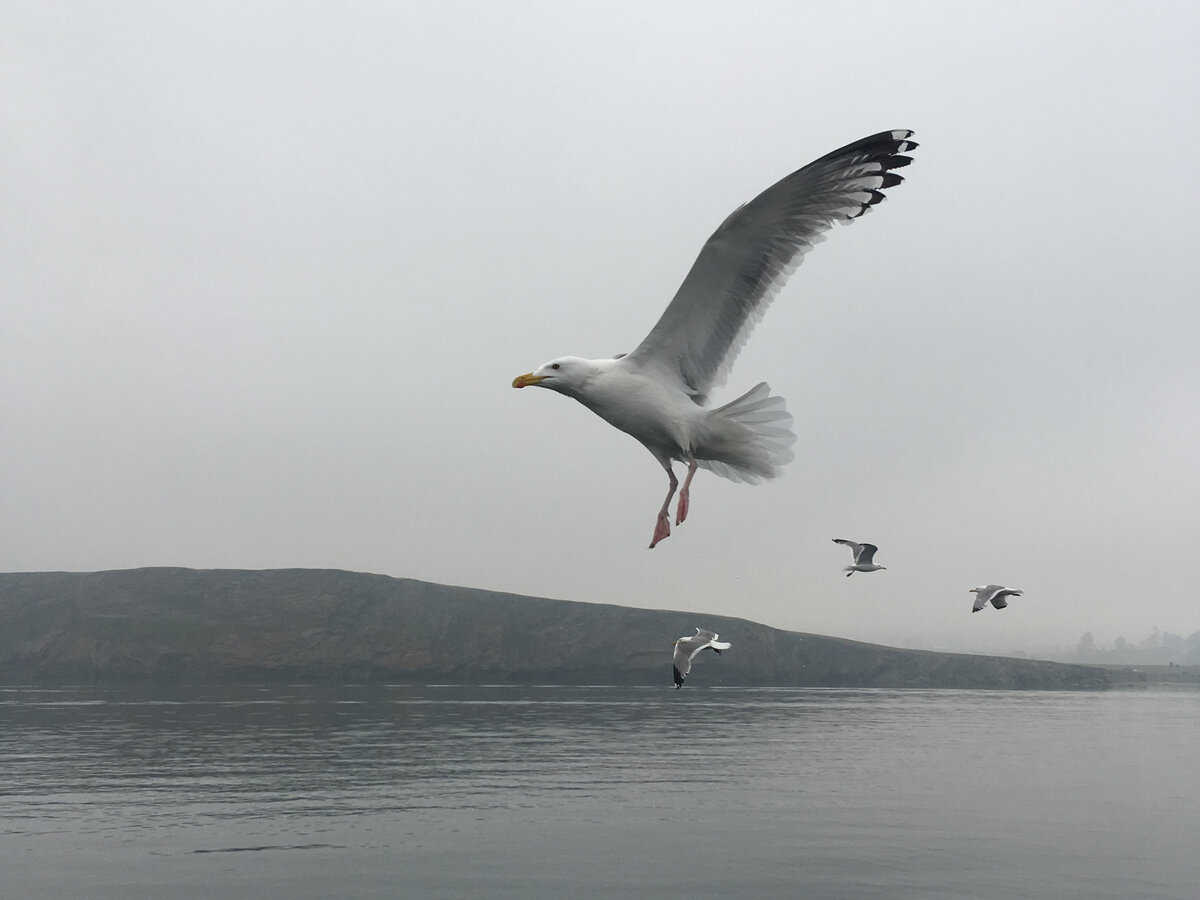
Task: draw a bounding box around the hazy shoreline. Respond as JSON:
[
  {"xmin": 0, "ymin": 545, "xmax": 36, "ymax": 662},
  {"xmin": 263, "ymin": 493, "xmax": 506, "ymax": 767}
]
[{"xmin": 1, "ymin": 567, "xmax": 1114, "ymax": 689}]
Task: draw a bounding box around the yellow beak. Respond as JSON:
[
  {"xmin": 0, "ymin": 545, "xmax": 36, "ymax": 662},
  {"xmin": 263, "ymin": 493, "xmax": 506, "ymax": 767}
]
[{"xmin": 512, "ymin": 372, "xmax": 546, "ymax": 388}]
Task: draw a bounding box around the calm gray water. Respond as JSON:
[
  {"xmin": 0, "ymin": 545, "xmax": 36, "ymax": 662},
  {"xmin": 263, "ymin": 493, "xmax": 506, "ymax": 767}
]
[{"xmin": 2, "ymin": 684, "xmax": 1197, "ymax": 899}]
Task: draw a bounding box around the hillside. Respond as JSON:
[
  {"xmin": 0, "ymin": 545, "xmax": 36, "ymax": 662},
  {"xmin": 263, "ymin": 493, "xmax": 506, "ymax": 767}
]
[{"xmin": 0, "ymin": 568, "xmax": 1110, "ymax": 688}]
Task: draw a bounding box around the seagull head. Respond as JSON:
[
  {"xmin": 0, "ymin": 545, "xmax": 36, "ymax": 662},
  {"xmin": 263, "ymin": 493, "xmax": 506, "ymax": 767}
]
[{"xmin": 512, "ymin": 356, "xmax": 595, "ymax": 395}]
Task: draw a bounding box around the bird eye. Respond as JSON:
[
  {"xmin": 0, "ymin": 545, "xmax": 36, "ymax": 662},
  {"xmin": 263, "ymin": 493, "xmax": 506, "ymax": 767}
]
[{"xmin": 550, "ymin": 363, "xmax": 561, "ymax": 370}]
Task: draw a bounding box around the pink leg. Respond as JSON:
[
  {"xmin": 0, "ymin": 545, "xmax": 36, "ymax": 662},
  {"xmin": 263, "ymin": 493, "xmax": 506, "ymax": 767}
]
[
  {"xmin": 675, "ymin": 458, "xmax": 698, "ymax": 526},
  {"xmin": 649, "ymin": 467, "xmax": 679, "ymax": 549}
]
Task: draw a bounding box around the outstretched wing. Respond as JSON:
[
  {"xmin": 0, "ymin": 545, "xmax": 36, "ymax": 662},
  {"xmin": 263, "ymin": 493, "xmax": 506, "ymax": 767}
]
[
  {"xmin": 833, "ymin": 538, "xmax": 863, "ymax": 557},
  {"xmin": 689, "ymin": 630, "xmax": 731, "ymax": 660},
  {"xmin": 624, "ymin": 130, "xmax": 916, "ymax": 402},
  {"xmin": 856, "ymin": 543, "xmax": 879, "ymax": 565},
  {"xmin": 992, "ymin": 588, "xmax": 1023, "ymax": 609},
  {"xmin": 673, "ymin": 641, "xmax": 692, "ymax": 684}
]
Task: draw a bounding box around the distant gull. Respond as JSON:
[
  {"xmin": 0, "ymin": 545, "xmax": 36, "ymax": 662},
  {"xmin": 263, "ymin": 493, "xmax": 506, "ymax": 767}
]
[
  {"xmin": 513, "ymin": 130, "xmax": 917, "ymax": 547},
  {"xmin": 970, "ymin": 585, "xmax": 1024, "ymax": 613},
  {"xmin": 833, "ymin": 538, "xmax": 886, "ymax": 576},
  {"xmin": 672, "ymin": 628, "xmax": 731, "ymax": 689}
]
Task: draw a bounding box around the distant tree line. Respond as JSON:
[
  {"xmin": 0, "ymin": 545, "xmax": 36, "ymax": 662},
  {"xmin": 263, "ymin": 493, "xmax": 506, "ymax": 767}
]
[{"xmin": 1064, "ymin": 628, "xmax": 1200, "ymax": 665}]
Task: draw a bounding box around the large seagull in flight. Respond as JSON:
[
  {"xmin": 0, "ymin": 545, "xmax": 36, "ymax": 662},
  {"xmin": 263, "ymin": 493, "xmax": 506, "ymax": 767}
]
[{"xmin": 513, "ymin": 130, "xmax": 917, "ymax": 547}]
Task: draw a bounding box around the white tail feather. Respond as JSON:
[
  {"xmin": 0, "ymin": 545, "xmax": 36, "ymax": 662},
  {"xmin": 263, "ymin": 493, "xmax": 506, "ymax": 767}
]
[{"xmin": 694, "ymin": 382, "xmax": 796, "ymax": 483}]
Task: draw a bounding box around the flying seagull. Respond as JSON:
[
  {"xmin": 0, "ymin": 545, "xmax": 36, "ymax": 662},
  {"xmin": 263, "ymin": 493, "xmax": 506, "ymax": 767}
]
[
  {"xmin": 673, "ymin": 628, "xmax": 731, "ymax": 689},
  {"xmin": 970, "ymin": 585, "xmax": 1024, "ymax": 613},
  {"xmin": 513, "ymin": 130, "xmax": 917, "ymax": 548},
  {"xmin": 833, "ymin": 538, "xmax": 886, "ymax": 576}
]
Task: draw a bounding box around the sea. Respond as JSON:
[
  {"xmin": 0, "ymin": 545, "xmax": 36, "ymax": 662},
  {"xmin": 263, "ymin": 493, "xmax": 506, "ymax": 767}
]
[{"xmin": 2, "ymin": 683, "xmax": 1197, "ymax": 899}]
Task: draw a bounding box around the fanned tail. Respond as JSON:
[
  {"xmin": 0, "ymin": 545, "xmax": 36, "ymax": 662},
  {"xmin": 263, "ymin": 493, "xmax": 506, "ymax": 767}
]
[{"xmin": 695, "ymin": 382, "xmax": 796, "ymax": 484}]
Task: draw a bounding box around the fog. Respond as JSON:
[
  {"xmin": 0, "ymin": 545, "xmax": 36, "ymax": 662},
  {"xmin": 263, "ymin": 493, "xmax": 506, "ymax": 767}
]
[{"xmin": 3, "ymin": 2, "xmax": 1198, "ymax": 655}]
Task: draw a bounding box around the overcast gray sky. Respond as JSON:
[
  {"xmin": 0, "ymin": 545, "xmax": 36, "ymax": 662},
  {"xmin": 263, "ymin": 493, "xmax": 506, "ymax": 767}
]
[{"xmin": 4, "ymin": 2, "xmax": 1198, "ymax": 655}]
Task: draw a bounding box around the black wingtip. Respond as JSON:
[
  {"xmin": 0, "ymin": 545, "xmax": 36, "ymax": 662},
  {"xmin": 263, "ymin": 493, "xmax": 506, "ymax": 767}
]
[
  {"xmin": 673, "ymin": 666, "xmax": 684, "ymax": 687},
  {"xmin": 809, "ymin": 130, "xmax": 918, "ymax": 172}
]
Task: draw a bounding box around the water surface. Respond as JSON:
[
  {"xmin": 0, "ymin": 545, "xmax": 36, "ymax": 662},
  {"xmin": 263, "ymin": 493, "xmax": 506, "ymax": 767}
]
[{"xmin": 2, "ymin": 684, "xmax": 1196, "ymax": 898}]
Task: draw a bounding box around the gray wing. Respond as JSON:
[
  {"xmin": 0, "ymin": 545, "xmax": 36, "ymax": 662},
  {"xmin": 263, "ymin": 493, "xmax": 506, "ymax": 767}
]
[
  {"xmin": 971, "ymin": 586, "xmax": 996, "ymax": 612},
  {"xmin": 856, "ymin": 543, "xmax": 879, "ymax": 565},
  {"xmin": 673, "ymin": 641, "xmax": 693, "ymax": 677},
  {"xmin": 624, "ymin": 130, "xmax": 916, "ymax": 402},
  {"xmin": 833, "ymin": 538, "xmax": 862, "ymax": 556},
  {"xmin": 687, "ymin": 629, "xmax": 722, "ymax": 661},
  {"xmin": 992, "ymin": 588, "xmax": 1022, "ymax": 609}
]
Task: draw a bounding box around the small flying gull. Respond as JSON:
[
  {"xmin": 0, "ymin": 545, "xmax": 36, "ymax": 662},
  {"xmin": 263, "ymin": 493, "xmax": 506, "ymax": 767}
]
[
  {"xmin": 970, "ymin": 585, "xmax": 1024, "ymax": 613},
  {"xmin": 514, "ymin": 130, "xmax": 917, "ymax": 547},
  {"xmin": 833, "ymin": 538, "xmax": 886, "ymax": 576},
  {"xmin": 673, "ymin": 628, "xmax": 731, "ymax": 689}
]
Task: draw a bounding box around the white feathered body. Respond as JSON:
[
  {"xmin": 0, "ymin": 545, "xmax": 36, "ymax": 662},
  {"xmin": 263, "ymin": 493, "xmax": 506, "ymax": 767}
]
[{"xmin": 545, "ymin": 356, "xmax": 794, "ymax": 484}]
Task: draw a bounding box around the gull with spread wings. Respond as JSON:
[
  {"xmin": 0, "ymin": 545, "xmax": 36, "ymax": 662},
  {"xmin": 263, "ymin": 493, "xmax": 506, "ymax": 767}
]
[
  {"xmin": 514, "ymin": 130, "xmax": 917, "ymax": 547},
  {"xmin": 672, "ymin": 628, "xmax": 731, "ymax": 689},
  {"xmin": 833, "ymin": 538, "xmax": 887, "ymax": 576},
  {"xmin": 970, "ymin": 585, "xmax": 1024, "ymax": 613}
]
